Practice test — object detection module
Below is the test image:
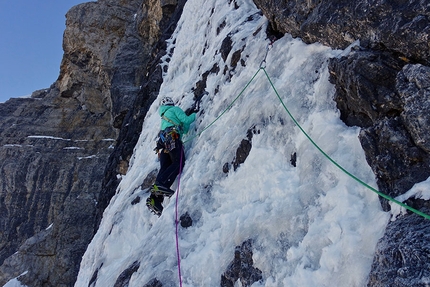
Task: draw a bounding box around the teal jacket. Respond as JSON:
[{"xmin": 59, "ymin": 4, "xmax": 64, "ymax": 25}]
[{"xmin": 159, "ymin": 105, "xmax": 196, "ymax": 137}]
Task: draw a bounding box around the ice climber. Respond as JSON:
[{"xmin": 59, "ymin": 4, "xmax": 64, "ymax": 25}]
[{"xmin": 146, "ymin": 96, "xmax": 197, "ymax": 216}]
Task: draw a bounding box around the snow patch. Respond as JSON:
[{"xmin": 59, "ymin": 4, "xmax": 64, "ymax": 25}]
[
  {"xmin": 390, "ymin": 176, "xmax": 430, "ymax": 220},
  {"xmin": 3, "ymin": 271, "xmax": 29, "ymax": 287},
  {"xmin": 77, "ymin": 155, "xmax": 98, "ymax": 160}
]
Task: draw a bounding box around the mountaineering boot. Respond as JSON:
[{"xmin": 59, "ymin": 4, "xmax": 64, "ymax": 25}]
[
  {"xmin": 146, "ymin": 196, "xmax": 163, "ymax": 216},
  {"xmin": 151, "ymin": 184, "xmax": 175, "ymax": 197}
]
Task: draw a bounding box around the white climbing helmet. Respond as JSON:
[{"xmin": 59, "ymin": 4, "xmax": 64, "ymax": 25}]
[{"xmin": 160, "ymin": 96, "xmax": 174, "ymax": 106}]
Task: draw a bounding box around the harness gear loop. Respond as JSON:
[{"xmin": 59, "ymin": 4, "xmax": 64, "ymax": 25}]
[{"xmin": 158, "ymin": 126, "xmax": 180, "ymax": 153}]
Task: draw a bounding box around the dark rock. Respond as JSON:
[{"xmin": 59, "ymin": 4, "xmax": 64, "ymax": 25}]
[
  {"xmin": 327, "ymin": 35, "xmax": 430, "ymax": 286},
  {"xmin": 0, "ymin": 0, "xmax": 186, "ymax": 286},
  {"xmin": 0, "ymin": 88, "xmax": 115, "ymax": 287},
  {"xmin": 359, "ymin": 117, "xmax": 430, "ymax": 210},
  {"xmin": 88, "ymin": 263, "xmax": 103, "ymax": 287},
  {"xmin": 328, "ymin": 50, "xmax": 430, "ymax": 212},
  {"xmin": 141, "ymin": 169, "xmax": 159, "ymax": 190},
  {"xmin": 221, "ymin": 239, "xmax": 262, "ymax": 287},
  {"xmin": 290, "ymin": 152, "xmax": 297, "ymax": 167},
  {"xmin": 113, "ymin": 261, "xmax": 140, "ymax": 287},
  {"xmin": 180, "ymin": 212, "xmax": 193, "ymax": 228},
  {"xmin": 233, "ymin": 139, "xmax": 252, "ymax": 171},
  {"xmin": 220, "ymin": 34, "xmax": 233, "ymax": 62},
  {"xmin": 330, "ymin": 56, "xmax": 430, "ymax": 204},
  {"xmin": 253, "ymin": 0, "xmax": 430, "ymax": 65},
  {"xmin": 131, "ymin": 196, "xmax": 141, "ymax": 205},
  {"xmin": 329, "ymin": 48, "xmax": 405, "ymax": 128},
  {"xmin": 144, "ymin": 278, "xmax": 163, "ymax": 287},
  {"xmin": 97, "ymin": 0, "xmax": 187, "ymax": 230},
  {"xmin": 193, "ymin": 64, "xmax": 220, "ymax": 100},
  {"xmin": 231, "ymin": 126, "xmax": 259, "ymax": 171},
  {"xmin": 230, "ymin": 49, "xmax": 243, "ymax": 68},
  {"xmin": 367, "ymin": 210, "xmax": 430, "ymax": 287},
  {"xmin": 223, "ymin": 162, "xmax": 230, "ymax": 174},
  {"xmin": 397, "ymin": 64, "xmax": 430, "ymax": 154}
]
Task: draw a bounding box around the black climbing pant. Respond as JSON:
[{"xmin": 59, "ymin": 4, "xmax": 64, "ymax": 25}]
[{"xmin": 156, "ymin": 138, "xmax": 185, "ymax": 189}]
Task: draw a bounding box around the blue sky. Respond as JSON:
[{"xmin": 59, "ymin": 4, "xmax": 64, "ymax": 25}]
[{"xmin": 0, "ymin": 1, "xmax": 87, "ymax": 103}]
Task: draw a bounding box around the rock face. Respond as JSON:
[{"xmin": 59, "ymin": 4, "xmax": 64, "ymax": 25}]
[
  {"xmin": 0, "ymin": 89, "xmax": 115, "ymax": 287},
  {"xmin": 328, "ymin": 51, "xmax": 430, "ymax": 206},
  {"xmin": 0, "ymin": 0, "xmax": 429, "ymax": 286},
  {"xmin": 253, "ymin": 0, "xmax": 430, "ymax": 65},
  {"xmin": 0, "ymin": 0, "xmax": 186, "ymax": 286},
  {"xmin": 367, "ymin": 207, "xmax": 430, "ymax": 287},
  {"xmin": 96, "ymin": 0, "xmax": 187, "ymax": 230},
  {"xmin": 221, "ymin": 240, "xmax": 263, "ymax": 287}
]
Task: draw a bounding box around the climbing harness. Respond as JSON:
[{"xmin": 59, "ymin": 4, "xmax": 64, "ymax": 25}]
[{"xmin": 158, "ymin": 127, "xmax": 179, "ymax": 152}]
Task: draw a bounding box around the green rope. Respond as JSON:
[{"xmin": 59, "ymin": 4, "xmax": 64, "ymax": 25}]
[
  {"xmin": 183, "ymin": 68, "xmax": 262, "ymax": 143},
  {"xmin": 181, "ymin": 61, "xmax": 429, "ymax": 220},
  {"xmin": 261, "ymin": 67, "xmax": 430, "ymax": 220}
]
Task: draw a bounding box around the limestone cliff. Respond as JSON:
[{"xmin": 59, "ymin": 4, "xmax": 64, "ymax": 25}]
[{"xmin": 0, "ymin": 0, "xmax": 185, "ymax": 286}]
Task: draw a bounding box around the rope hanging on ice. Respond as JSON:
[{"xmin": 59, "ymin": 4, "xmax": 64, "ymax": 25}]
[{"xmin": 181, "ymin": 42, "xmax": 430, "ymax": 220}]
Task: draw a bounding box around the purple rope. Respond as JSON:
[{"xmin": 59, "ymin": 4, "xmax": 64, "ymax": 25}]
[{"xmin": 175, "ymin": 148, "xmax": 184, "ymax": 286}]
